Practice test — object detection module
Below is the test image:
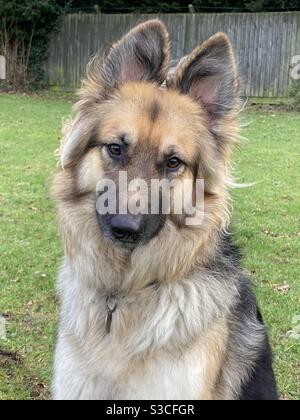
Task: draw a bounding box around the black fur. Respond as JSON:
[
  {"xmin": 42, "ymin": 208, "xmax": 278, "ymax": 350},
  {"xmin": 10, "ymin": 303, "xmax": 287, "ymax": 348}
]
[
  {"xmin": 239, "ymin": 306, "xmax": 278, "ymax": 400},
  {"xmin": 233, "ymin": 271, "xmax": 278, "ymax": 400},
  {"xmin": 208, "ymin": 234, "xmax": 278, "ymax": 400}
]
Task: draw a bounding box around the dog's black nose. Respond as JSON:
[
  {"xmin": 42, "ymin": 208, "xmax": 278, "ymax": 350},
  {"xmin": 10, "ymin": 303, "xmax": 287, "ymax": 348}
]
[{"xmin": 110, "ymin": 214, "xmax": 143, "ymax": 243}]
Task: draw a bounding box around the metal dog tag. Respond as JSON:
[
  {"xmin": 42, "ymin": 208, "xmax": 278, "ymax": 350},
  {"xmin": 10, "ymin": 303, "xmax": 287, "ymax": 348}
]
[{"xmin": 105, "ymin": 296, "xmax": 117, "ymax": 334}]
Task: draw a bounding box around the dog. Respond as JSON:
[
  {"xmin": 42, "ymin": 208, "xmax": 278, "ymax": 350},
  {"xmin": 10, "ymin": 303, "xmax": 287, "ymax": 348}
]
[{"xmin": 52, "ymin": 20, "xmax": 278, "ymax": 400}]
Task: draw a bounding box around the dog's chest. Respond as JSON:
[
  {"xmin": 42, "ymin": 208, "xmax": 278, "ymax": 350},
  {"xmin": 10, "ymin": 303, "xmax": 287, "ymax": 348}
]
[
  {"xmin": 94, "ymin": 343, "xmax": 207, "ymax": 400},
  {"xmin": 71, "ymin": 298, "xmax": 209, "ymax": 400},
  {"xmin": 56, "ymin": 273, "xmax": 224, "ymax": 400}
]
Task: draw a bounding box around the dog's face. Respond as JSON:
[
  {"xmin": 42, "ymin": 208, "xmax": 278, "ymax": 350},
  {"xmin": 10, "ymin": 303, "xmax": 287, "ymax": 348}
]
[
  {"xmin": 54, "ymin": 20, "xmax": 239, "ymax": 254},
  {"xmin": 85, "ymin": 83, "xmax": 215, "ymax": 248}
]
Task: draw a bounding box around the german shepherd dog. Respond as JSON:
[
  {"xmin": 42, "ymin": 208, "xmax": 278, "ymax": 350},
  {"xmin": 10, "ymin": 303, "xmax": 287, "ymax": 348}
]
[{"xmin": 52, "ymin": 20, "xmax": 278, "ymax": 400}]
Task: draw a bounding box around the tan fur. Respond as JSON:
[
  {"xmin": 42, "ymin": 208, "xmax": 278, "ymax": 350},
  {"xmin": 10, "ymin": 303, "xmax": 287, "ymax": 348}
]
[{"xmin": 199, "ymin": 318, "xmax": 229, "ymax": 400}]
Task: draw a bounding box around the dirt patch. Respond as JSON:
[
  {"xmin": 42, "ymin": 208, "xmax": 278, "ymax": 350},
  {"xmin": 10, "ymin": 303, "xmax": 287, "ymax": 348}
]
[
  {"xmin": 0, "ymin": 349, "xmax": 22, "ymax": 367},
  {"xmin": 1, "ymin": 313, "xmax": 13, "ymax": 320},
  {"xmin": 23, "ymin": 376, "xmax": 50, "ymax": 400},
  {"xmin": 0, "ymin": 349, "xmax": 50, "ymax": 399}
]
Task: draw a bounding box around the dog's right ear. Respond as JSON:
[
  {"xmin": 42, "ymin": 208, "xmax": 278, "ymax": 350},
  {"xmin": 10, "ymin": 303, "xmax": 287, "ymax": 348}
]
[
  {"xmin": 61, "ymin": 20, "xmax": 169, "ymax": 168},
  {"xmin": 81, "ymin": 19, "xmax": 169, "ymax": 103}
]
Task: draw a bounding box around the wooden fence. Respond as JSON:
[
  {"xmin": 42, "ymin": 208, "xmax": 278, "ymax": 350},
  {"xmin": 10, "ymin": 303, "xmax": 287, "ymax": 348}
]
[{"xmin": 46, "ymin": 12, "xmax": 300, "ymax": 97}]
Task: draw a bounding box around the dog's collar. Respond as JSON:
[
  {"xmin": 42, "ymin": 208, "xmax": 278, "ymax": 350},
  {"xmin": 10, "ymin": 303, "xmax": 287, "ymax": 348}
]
[{"xmin": 104, "ymin": 280, "xmax": 158, "ymax": 334}]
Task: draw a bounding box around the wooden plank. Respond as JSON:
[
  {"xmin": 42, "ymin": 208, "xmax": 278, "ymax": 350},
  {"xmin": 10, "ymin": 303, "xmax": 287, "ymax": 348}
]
[{"xmin": 263, "ymin": 13, "xmax": 273, "ymax": 97}]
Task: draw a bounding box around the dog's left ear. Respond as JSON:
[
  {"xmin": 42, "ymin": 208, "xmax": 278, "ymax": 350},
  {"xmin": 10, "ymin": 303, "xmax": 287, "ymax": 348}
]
[
  {"xmin": 100, "ymin": 19, "xmax": 169, "ymax": 89},
  {"xmin": 169, "ymin": 33, "xmax": 239, "ymax": 119}
]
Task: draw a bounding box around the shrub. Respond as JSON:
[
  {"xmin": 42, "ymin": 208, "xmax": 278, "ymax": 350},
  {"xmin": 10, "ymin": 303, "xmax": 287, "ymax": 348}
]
[
  {"xmin": 0, "ymin": 0, "xmax": 68, "ymax": 89},
  {"xmin": 288, "ymin": 82, "xmax": 300, "ymax": 111}
]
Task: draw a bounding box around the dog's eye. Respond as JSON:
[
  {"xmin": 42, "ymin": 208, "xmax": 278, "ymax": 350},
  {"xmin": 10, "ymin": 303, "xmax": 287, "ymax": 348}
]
[
  {"xmin": 166, "ymin": 157, "xmax": 183, "ymax": 170},
  {"xmin": 107, "ymin": 144, "xmax": 122, "ymax": 157}
]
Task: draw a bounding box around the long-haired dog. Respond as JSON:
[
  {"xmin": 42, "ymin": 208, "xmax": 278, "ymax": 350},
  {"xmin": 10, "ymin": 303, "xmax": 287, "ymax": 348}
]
[{"xmin": 52, "ymin": 20, "xmax": 278, "ymax": 400}]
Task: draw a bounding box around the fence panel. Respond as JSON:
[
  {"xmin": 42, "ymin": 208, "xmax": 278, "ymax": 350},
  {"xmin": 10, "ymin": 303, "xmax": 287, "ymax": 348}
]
[{"xmin": 46, "ymin": 12, "xmax": 300, "ymax": 97}]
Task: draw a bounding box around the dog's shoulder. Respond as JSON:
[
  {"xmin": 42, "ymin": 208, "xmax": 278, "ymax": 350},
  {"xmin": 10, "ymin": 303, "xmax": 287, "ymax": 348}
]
[
  {"xmin": 206, "ymin": 234, "xmax": 278, "ymax": 400},
  {"xmin": 236, "ymin": 280, "xmax": 278, "ymax": 400},
  {"xmin": 226, "ymin": 277, "xmax": 278, "ymax": 400}
]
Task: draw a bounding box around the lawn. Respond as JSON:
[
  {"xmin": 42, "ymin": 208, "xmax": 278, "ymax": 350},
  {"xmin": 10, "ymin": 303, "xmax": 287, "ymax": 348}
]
[{"xmin": 0, "ymin": 93, "xmax": 299, "ymax": 400}]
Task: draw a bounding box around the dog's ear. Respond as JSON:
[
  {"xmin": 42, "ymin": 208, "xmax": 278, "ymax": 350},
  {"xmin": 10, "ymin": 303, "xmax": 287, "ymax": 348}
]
[
  {"xmin": 81, "ymin": 19, "xmax": 169, "ymax": 103},
  {"xmin": 61, "ymin": 20, "xmax": 169, "ymax": 168},
  {"xmin": 100, "ymin": 19, "xmax": 169, "ymax": 88},
  {"xmin": 169, "ymin": 33, "xmax": 239, "ymax": 119}
]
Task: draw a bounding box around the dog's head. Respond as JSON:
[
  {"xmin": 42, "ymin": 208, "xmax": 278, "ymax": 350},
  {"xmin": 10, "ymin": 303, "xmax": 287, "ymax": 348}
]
[{"xmin": 54, "ymin": 20, "xmax": 240, "ymax": 260}]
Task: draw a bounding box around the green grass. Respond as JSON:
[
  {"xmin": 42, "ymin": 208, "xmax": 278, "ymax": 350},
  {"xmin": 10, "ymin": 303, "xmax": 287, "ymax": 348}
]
[
  {"xmin": 0, "ymin": 93, "xmax": 69, "ymax": 400},
  {"xmin": 233, "ymin": 108, "xmax": 300, "ymax": 399},
  {"xmin": 0, "ymin": 94, "xmax": 299, "ymax": 400}
]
